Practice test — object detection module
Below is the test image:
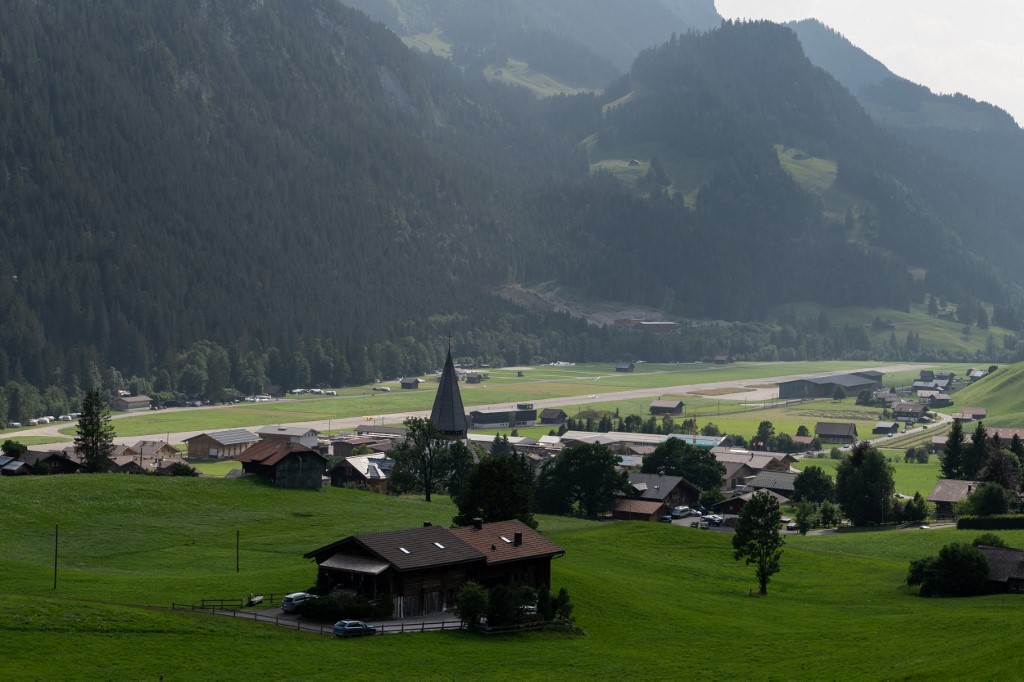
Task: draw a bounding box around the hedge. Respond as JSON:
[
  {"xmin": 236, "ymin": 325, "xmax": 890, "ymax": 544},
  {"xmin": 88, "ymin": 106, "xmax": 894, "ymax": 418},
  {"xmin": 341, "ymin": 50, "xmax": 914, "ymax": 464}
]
[{"xmin": 956, "ymin": 515, "xmax": 1024, "ymax": 530}]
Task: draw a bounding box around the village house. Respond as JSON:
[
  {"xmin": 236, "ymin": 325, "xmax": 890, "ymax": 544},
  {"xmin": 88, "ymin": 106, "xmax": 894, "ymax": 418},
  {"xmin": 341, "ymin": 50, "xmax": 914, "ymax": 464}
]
[
  {"xmin": 814, "ymin": 422, "xmax": 858, "ymax": 444},
  {"xmin": 330, "ymin": 435, "xmax": 393, "ymax": 459},
  {"xmin": 329, "ymin": 454, "xmax": 393, "ymax": 493},
  {"xmin": 610, "ymin": 472, "xmax": 700, "ymax": 522},
  {"xmin": 399, "ymin": 377, "xmax": 421, "ymax": 389},
  {"xmin": 19, "ymin": 449, "xmax": 81, "ymax": 474},
  {"xmin": 748, "ymin": 470, "xmax": 798, "ymax": 497},
  {"xmin": 110, "ymin": 395, "xmax": 152, "ymax": 411},
  {"xmin": 615, "ymin": 362, "xmax": 635, "ymax": 373},
  {"xmin": 976, "ymin": 545, "xmax": 1024, "ymax": 593},
  {"xmin": 872, "ymin": 421, "xmax": 900, "ymax": 436},
  {"xmin": 0, "ymin": 455, "xmax": 31, "ymax": 475},
  {"xmin": 891, "ymin": 401, "xmax": 928, "ymax": 423},
  {"xmin": 538, "ymin": 408, "xmax": 567, "ymax": 425},
  {"xmin": 185, "ymin": 428, "xmax": 261, "ymax": 459},
  {"xmin": 927, "ymin": 479, "xmax": 980, "ymax": 517},
  {"xmin": 256, "ymin": 425, "xmax": 319, "ymax": 449},
  {"xmin": 714, "ymin": 489, "xmax": 789, "ymax": 516},
  {"xmin": 235, "ymin": 440, "xmax": 327, "ymax": 489},
  {"xmin": 467, "ymin": 405, "xmax": 537, "ymax": 429},
  {"xmin": 303, "ymin": 520, "xmax": 564, "ymax": 618}
]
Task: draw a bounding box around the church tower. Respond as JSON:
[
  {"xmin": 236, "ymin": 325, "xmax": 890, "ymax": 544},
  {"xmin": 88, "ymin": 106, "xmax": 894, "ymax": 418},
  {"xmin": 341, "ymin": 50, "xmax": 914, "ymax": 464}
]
[{"xmin": 429, "ymin": 343, "xmax": 468, "ymax": 439}]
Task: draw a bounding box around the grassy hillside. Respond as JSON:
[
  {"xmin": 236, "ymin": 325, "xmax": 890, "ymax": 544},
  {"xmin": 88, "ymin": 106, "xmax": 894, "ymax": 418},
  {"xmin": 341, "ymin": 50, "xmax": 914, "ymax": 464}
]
[
  {"xmin": 3, "ymin": 476, "xmax": 1024, "ymax": 678},
  {"xmin": 940, "ymin": 363, "xmax": 1024, "ymax": 426}
]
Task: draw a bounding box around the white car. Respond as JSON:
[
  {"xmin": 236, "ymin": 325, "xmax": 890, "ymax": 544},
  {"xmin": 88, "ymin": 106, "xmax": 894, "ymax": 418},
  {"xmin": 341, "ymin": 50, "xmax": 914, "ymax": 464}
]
[{"xmin": 280, "ymin": 592, "xmax": 316, "ymax": 613}]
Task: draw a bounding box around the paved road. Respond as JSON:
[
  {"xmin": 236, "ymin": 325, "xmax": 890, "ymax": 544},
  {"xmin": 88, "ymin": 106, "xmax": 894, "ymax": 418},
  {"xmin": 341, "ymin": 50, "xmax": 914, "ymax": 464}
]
[
  {"xmin": 9, "ymin": 363, "xmax": 926, "ymax": 447},
  {"xmin": 190, "ymin": 604, "xmax": 463, "ymax": 637}
]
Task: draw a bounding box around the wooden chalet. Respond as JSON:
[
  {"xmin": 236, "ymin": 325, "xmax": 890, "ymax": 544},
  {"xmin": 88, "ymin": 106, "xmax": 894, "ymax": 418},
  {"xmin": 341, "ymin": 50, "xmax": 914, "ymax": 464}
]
[
  {"xmin": 892, "ymin": 401, "xmax": 928, "ymax": 422},
  {"xmin": 714, "ymin": 489, "xmax": 789, "ymax": 516},
  {"xmin": 399, "ymin": 377, "xmax": 421, "ymax": 389},
  {"xmin": 20, "ymin": 449, "xmax": 82, "ymax": 474},
  {"xmin": 235, "ymin": 441, "xmax": 327, "ymax": 489},
  {"xmin": 615, "ymin": 362, "xmax": 635, "ymax": 373},
  {"xmin": 976, "ymin": 545, "xmax": 1024, "ymax": 593},
  {"xmin": 748, "ymin": 470, "xmax": 798, "ymax": 497},
  {"xmin": 304, "ymin": 520, "xmax": 564, "ymax": 617},
  {"xmin": 0, "ymin": 455, "xmax": 31, "ymax": 476},
  {"xmin": 814, "ymin": 422, "xmax": 858, "ymax": 444},
  {"xmin": 872, "ymin": 421, "xmax": 900, "ymax": 436},
  {"xmin": 110, "ymin": 395, "xmax": 152, "ymax": 411},
  {"xmin": 185, "ymin": 428, "xmax": 260, "ymax": 459},
  {"xmin": 649, "ymin": 400, "xmax": 684, "ymax": 416},
  {"xmin": 538, "ymin": 408, "xmax": 567, "ymax": 425},
  {"xmin": 611, "ymin": 472, "xmax": 699, "ymax": 522},
  {"xmin": 256, "ymin": 425, "xmax": 319, "ymax": 449},
  {"xmin": 927, "ymin": 479, "xmax": 980, "ymax": 516},
  {"xmin": 329, "ymin": 454, "xmax": 393, "ymax": 493}
]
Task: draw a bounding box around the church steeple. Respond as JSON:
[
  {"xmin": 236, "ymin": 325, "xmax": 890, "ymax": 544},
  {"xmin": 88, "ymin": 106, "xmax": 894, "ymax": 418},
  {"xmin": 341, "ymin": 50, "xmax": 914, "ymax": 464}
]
[{"xmin": 430, "ymin": 342, "xmax": 467, "ymax": 439}]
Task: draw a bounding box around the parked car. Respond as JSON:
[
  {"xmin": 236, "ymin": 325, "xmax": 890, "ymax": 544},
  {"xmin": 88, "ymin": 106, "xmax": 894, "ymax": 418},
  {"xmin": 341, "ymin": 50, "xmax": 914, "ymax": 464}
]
[
  {"xmin": 786, "ymin": 522, "xmax": 799, "ymax": 531},
  {"xmin": 7, "ymin": 422, "xmax": 22, "ymax": 428},
  {"xmin": 281, "ymin": 592, "xmax": 316, "ymax": 613},
  {"xmin": 333, "ymin": 620, "xmax": 376, "ymax": 638},
  {"xmin": 705, "ymin": 514, "xmax": 724, "ymax": 526},
  {"xmin": 658, "ymin": 514, "xmax": 673, "ymax": 523},
  {"xmin": 671, "ymin": 506, "xmax": 688, "ymax": 519}
]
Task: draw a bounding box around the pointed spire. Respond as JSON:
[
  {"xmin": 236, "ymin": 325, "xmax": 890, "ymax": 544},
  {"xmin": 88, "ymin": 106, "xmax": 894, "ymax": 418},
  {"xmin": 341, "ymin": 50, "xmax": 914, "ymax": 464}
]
[{"xmin": 430, "ymin": 342, "xmax": 467, "ymax": 438}]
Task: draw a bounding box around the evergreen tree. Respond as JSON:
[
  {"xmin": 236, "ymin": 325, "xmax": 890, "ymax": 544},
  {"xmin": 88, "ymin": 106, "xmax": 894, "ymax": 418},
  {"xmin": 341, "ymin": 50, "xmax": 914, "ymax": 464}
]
[
  {"xmin": 835, "ymin": 442, "xmax": 895, "ymax": 525},
  {"xmin": 74, "ymin": 389, "xmax": 115, "ymax": 473},
  {"xmin": 963, "ymin": 422, "xmax": 989, "ymax": 480},
  {"xmin": 941, "ymin": 420, "xmax": 966, "ymax": 479},
  {"xmin": 453, "ymin": 452, "xmax": 537, "ymax": 529}
]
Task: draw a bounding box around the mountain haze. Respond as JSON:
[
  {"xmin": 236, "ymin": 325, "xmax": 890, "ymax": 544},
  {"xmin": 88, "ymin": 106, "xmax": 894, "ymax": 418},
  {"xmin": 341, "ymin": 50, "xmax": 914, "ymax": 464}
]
[{"xmin": 3, "ymin": 4, "xmax": 1024, "ymax": 411}]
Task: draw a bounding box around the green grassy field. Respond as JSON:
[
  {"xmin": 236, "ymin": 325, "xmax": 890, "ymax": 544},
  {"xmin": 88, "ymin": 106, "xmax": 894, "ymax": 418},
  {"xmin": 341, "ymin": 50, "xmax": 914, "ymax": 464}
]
[
  {"xmin": 770, "ymin": 301, "xmax": 1010, "ymax": 356},
  {"xmin": 2, "ymin": 475, "xmax": 1024, "ymax": 679},
  {"xmin": 774, "ymin": 144, "xmax": 837, "ymax": 195},
  {"xmin": 794, "ymin": 457, "xmax": 941, "ymax": 497},
  {"xmin": 936, "ymin": 363, "xmax": 1024, "ymax": 426}
]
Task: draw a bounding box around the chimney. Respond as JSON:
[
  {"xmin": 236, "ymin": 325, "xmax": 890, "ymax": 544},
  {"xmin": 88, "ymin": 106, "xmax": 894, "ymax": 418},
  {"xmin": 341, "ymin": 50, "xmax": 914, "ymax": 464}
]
[
  {"xmin": 473, "ymin": 517, "xmax": 483, "ymax": 530},
  {"xmin": 423, "ymin": 521, "xmax": 432, "ymax": 527},
  {"xmin": 514, "ymin": 531, "xmax": 523, "ymax": 547}
]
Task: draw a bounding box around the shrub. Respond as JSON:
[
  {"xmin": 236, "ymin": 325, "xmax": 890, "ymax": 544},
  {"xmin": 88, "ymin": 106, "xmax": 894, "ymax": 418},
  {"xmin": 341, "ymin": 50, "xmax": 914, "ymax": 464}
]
[
  {"xmin": 972, "ymin": 533, "xmax": 1008, "ymax": 548},
  {"xmin": 297, "ymin": 592, "xmax": 392, "ymax": 623},
  {"xmin": 961, "ymin": 483, "xmax": 1011, "ymax": 516},
  {"xmin": 957, "ymin": 515, "xmax": 1024, "ymax": 530},
  {"xmin": 454, "ymin": 581, "xmax": 489, "ymax": 631},
  {"xmin": 486, "ymin": 584, "xmax": 517, "ymax": 627},
  {"xmin": 906, "ymin": 542, "xmax": 989, "ymax": 597}
]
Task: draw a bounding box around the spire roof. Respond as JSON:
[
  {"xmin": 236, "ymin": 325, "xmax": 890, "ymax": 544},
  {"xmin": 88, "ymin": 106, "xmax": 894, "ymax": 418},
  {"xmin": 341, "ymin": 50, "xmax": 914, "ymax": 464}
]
[{"xmin": 430, "ymin": 345, "xmax": 467, "ymax": 438}]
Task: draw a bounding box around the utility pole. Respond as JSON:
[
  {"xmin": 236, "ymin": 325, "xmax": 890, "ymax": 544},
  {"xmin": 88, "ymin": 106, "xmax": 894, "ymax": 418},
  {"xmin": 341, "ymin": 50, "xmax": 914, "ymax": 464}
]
[
  {"xmin": 236, "ymin": 529, "xmax": 240, "ymax": 573},
  {"xmin": 53, "ymin": 524, "xmax": 58, "ymax": 590}
]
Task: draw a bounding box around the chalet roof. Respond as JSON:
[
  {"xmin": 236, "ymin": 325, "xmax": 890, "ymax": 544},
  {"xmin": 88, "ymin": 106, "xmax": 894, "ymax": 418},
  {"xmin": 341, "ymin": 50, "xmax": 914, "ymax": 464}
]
[
  {"xmin": 722, "ymin": 461, "xmax": 756, "ymax": 478},
  {"xmin": 449, "ymin": 519, "xmax": 564, "ymax": 565},
  {"xmin": 134, "ymin": 440, "xmax": 176, "ymax": 457},
  {"xmin": 399, "ymin": 377, "xmax": 421, "ymax": 386},
  {"xmin": 977, "ymin": 545, "xmax": 1024, "ymax": 583},
  {"xmin": 927, "ymin": 479, "xmax": 980, "ymax": 504},
  {"xmin": 19, "ymin": 450, "xmax": 79, "ymax": 468},
  {"xmin": 236, "ymin": 441, "xmax": 326, "ymax": 467},
  {"xmin": 115, "ymin": 395, "xmax": 152, "ymax": 404},
  {"xmin": 815, "ymin": 422, "xmax": 858, "ymax": 437},
  {"xmin": 714, "ymin": 489, "xmax": 790, "ymax": 508},
  {"xmin": 306, "ymin": 525, "xmax": 484, "ymax": 572},
  {"xmin": 874, "ymin": 421, "xmax": 899, "ymax": 430},
  {"xmin": 337, "ymin": 454, "xmax": 394, "ymax": 480},
  {"xmin": 257, "ymin": 425, "xmax": 318, "ymax": 438},
  {"xmin": 802, "ymin": 374, "xmax": 877, "ymax": 387},
  {"xmin": 539, "ymin": 408, "xmax": 567, "ymax": 419},
  {"xmin": 430, "ymin": 346, "xmax": 468, "ymax": 437},
  {"xmin": 650, "ymin": 400, "xmax": 684, "ymax": 410},
  {"xmin": 609, "ymin": 498, "xmax": 664, "ymax": 516},
  {"xmin": 186, "ymin": 428, "xmax": 260, "ymax": 446},
  {"xmin": 748, "ymin": 470, "xmax": 798, "ymax": 493},
  {"xmin": 354, "ymin": 425, "xmax": 408, "ymax": 438},
  {"xmin": 624, "ymin": 473, "xmax": 696, "ymax": 502},
  {"xmin": 963, "ymin": 407, "xmax": 988, "ymax": 417},
  {"xmin": 892, "ymin": 401, "xmax": 927, "ymax": 414}
]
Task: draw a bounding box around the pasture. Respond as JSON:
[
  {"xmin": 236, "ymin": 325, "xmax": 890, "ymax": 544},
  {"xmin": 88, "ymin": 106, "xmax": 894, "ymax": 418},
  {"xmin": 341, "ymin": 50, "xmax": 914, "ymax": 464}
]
[{"xmin": 2, "ymin": 475, "xmax": 1023, "ymax": 679}]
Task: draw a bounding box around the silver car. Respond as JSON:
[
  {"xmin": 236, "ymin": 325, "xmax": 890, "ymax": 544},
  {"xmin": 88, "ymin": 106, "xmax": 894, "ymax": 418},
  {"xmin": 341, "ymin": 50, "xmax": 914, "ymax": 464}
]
[{"xmin": 281, "ymin": 592, "xmax": 315, "ymax": 613}]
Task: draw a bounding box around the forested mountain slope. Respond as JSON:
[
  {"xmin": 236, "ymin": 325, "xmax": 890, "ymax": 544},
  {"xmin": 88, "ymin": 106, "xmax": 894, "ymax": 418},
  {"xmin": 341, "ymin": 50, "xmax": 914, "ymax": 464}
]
[
  {"xmin": 0, "ymin": 0, "xmax": 596, "ymax": 390},
  {"xmin": 2, "ymin": 5, "xmax": 1024, "ymax": 413},
  {"xmin": 580, "ymin": 21, "xmax": 1024, "ymax": 317},
  {"xmin": 340, "ymin": 0, "xmax": 720, "ymax": 91},
  {"xmin": 789, "ymin": 19, "xmax": 1024, "ymax": 197}
]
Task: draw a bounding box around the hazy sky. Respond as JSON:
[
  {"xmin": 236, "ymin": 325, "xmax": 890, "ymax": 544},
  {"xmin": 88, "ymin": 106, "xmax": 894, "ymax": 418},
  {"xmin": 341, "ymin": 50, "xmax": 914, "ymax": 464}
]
[{"xmin": 716, "ymin": 0, "xmax": 1024, "ymax": 126}]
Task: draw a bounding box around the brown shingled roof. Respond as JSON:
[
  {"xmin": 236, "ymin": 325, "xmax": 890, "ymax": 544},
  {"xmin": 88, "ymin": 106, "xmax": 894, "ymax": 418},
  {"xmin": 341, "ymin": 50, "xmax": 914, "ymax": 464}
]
[
  {"xmin": 235, "ymin": 440, "xmax": 325, "ymax": 467},
  {"xmin": 449, "ymin": 519, "xmax": 564, "ymax": 565}
]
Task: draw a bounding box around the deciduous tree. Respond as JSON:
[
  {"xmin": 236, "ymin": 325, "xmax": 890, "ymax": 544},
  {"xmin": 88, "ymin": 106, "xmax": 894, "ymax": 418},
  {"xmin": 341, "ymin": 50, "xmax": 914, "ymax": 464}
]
[
  {"xmin": 390, "ymin": 417, "xmax": 471, "ymax": 502},
  {"xmin": 453, "ymin": 452, "xmax": 537, "ymax": 528},
  {"xmin": 537, "ymin": 443, "xmax": 627, "ymax": 518},
  {"xmin": 640, "ymin": 438, "xmax": 725, "ymax": 498},
  {"xmin": 793, "ymin": 465, "xmax": 836, "ymax": 503},
  {"xmin": 835, "ymin": 442, "xmax": 895, "ymax": 525},
  {"xmin": 732, "ymin": 490, "xmax": 784, "ymax": 595}
]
